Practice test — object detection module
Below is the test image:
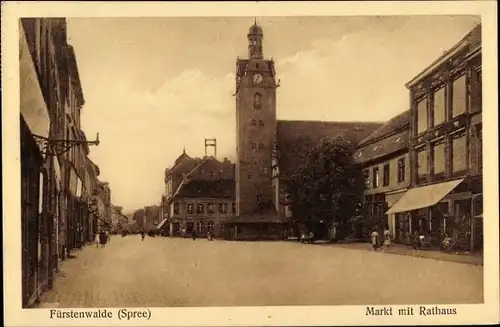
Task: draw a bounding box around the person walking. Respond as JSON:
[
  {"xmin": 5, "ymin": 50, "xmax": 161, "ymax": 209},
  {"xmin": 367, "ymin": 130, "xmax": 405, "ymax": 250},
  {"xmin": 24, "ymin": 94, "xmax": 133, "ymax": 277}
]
[
  {"xmin": 141, "ymin": 231, "xmax": 145, "ymax": 241},
  {"xmin": 370, "ymin": 228, "xmax": 380, "ymax": 251},
  {"xmin": 383, "ymin": 228, "xmax": 391, "ymax": 250},
  {"xmin": 94, "ymin": 232, "xmax": 100, "ymax": 248},
  {"xmin": 192, "ymin": 229, "xmax": 197, "ymax": 241},
  {"xmin": 99, "ymin": 230, "xmax": 107, "ymax": 248}
]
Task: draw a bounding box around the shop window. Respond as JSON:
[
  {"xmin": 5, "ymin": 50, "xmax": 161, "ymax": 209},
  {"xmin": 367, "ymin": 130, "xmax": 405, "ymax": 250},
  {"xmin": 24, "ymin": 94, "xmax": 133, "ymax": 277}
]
[
  {"xmin": 416, "ymin": 97, "xmax": 428, "ymax": 134},
  {"xmin": 452, "ymin": 75, "xmax": 467, "ymax": 118},
  {"xmin": 432, "ymin": 142, "xmax": 446, "ymax": 179},
  {"xmin": 173, "ymin": 203, "xmax": 180, "ymax": 215},
  {"xmin": 397, "ymin": 158, "xmax": 405, "ymax": 183},
  {"xmin": 452, "ymin": 135, "xmax": 467, "ymax": 174},
  {"xmin": 433, "ymin": 86, "xmax": 446, "ymax": 127},
  {"xmin": 383, "ymin": 164, "xmax": 390, "ymax": 187},
  {"xmin": 372, "ymin": 167, "xmax": 380, "ymax": 188},
  {"xmin": 207, "ymin": 203, "xmax": 215, "ymax": 214},
  {"xmin": 219, "ymin": 203, "xmax": 228, "ymax": 214},
  {"xmin": 363, "ymin": 170, "xmax": 370, "ymax": 189},
  {"xmin": 187, "ymin": 204, "xmax": 194, "ymax": 215}
]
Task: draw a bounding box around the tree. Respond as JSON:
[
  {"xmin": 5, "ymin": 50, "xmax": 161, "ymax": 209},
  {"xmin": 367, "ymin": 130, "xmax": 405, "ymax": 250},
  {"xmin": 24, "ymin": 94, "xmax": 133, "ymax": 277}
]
[{"xmin": 287, "ymin": 137, "xmax": 365, "ymax": 239}]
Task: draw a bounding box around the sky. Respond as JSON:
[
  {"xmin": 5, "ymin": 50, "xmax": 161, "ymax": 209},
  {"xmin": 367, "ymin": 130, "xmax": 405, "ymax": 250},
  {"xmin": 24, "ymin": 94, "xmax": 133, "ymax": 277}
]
[{"xmin": 66, "ymin": 15, "xmax": 480, "ymax": 212}]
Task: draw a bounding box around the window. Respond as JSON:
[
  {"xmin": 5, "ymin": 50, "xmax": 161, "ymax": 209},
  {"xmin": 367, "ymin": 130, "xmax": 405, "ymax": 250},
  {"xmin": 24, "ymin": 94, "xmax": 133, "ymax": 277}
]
[
  {"xmin": 417, "ymin": 97, "xmax": 428, "ymax": 134},
  {"xmin": 173, "ymin": 203, "xmax": 180, "ymax": 215},
  {"xmin": 248, "ymin": 174, "xmax": 253, "ymax": 180},
  {"xmin": 397, "ymin": 158, "xmax": 405, "ymax": 183},
  {"xmin": 252, "ymin": 119, "xmax": 257, "ymax": 126},
  {"xmin": 432, "ymin": 142, "xmax": 446, "ymax": 177},
  {"xmin": 187, "ymin": 204, "xmax": 194, "ymax": 214},
  {"xmin": 196, "ymin": 203, "xmax": 204, "ymax": 214},
  {"xmin": 433, "ymin": 87, "xmax": 446, "ymax": 126},
  {"xmin": 263, "ymin": 166, "xmax": 269, "ymax": 176},
  {"xmin": 259, "ymin": 143, "xmax": 264, "ymax": 150},
  {"xmin": 417, "ymin": 149, "xmax": 428, "ymax": 177},
  {"xmin": 257, "ymin": 195, "xmax": 263, "ymax": 203},
  {"xmin": 254, "ymin": 93, "xmax": 262, "ymax": 110},
  {"xmin": 232, "ymin": 203, "xmax": 236, "ymax": 214},
  {"xmin": 251, "ymin": 142, "xmax": 257, "ymax": 149},
  {"xmin": 259, "ymin": 120, "xmax": 264, "ymax": 126},
  {"xmin": 219, "ymin": 223, "xmax": 225, "ymax": 232},
  {"xmin": 219, "ymin": 203, "xmax": 228, "ymax": 214},
  {"xmin": 452, "ymin": 135, "xmax": 467, "ymax": 173},
  {"xmin": 196, "ymin": 221, "xmax": 204, "ymax": 233},
  {"xmin": 383, "ymin": 164, "xmax": 390, "ymax": 187},
  {"xmin": 207, "ymin": 203, "xmax": 215, "ymax": 214},
  {"xmin": 452, "ymin": 75, "xmax": 467, "ymax": 118},
  {"xmin": 207, "ymin": 220, "xmax": 214, "ymax": 231},
  {"xmin": 470, "ymin": 69, "xmax": 482, "ymax": 112},
  {"xmin": 363, "ymin": 170, "xmax": 370, "ymax": 189},
  {"xmin": 372, "ymin": 167, "xmax": 380, "ymax": 188}
]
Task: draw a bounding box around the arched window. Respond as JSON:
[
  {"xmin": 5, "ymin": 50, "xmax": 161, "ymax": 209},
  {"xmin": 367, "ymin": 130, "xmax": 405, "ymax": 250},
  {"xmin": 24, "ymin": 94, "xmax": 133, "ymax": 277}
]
[{"xmin": 254, "ymin": 93, "xmax": 262, "ymax": 110}]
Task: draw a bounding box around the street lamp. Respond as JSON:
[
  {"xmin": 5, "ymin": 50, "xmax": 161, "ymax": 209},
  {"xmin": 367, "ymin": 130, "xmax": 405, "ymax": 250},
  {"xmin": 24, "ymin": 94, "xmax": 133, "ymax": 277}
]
[{"xmin": 32, "ymin": 132, "xmax": 100, "ymax": 156}]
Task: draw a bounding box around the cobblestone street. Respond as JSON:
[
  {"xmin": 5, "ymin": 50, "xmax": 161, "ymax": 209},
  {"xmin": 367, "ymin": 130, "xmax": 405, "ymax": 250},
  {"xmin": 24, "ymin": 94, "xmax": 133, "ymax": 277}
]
[{"xmin": 38, "ymin": 235, "xmax": 483, "ymax": 308}]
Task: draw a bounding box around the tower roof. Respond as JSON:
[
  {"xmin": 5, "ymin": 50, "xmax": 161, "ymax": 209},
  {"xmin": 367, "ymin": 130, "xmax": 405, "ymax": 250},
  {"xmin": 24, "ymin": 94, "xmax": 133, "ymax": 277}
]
[{"xmin": 248, "ymin": 22, "xmax": 263, "ymax": 36}]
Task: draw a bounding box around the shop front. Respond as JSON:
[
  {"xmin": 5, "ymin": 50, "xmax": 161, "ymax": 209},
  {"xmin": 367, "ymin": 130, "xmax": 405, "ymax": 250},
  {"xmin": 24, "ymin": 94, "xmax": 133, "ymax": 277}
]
[{"xmin": 386, "ymin": 178, "xmax": 482, "ymax": 251}]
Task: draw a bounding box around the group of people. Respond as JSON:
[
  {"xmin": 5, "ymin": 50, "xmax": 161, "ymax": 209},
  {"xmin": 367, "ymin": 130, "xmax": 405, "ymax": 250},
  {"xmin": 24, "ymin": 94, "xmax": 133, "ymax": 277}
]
[
  {"xmin": 370, "ymin": 228, "xmax": 392, "ymax": 251},
  {"xmin": 94, "ymin": 230, "xmax": 110, "ymax": 248}
]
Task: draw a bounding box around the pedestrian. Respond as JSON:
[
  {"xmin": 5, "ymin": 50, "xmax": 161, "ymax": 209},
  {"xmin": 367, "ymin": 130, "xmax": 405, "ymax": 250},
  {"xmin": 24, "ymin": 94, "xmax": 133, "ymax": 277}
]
[
  {"xmin": 370, "ymin": 228, "xmax": 379, "ymax": 251},
  {"xmin": 383, "ymin": 228, "xmax": 391, "ymax": 250},
  {"xmin": 94, "ymin": 232, "xmax": 100, "ymax": 248},
  {"xmin": 141, "ymin": 231, "xmax": 145, "ymax": 241},
  {"xmin": 99, "ymin": 230, "xmax": 107, "ymax": 248},
  {"xmin": 192, "ymin": 229, "xmax": 197, "ymax": 241},
  {"xmin": 412, "ymin": 230, "xmax": 420, "ymax": 250}
]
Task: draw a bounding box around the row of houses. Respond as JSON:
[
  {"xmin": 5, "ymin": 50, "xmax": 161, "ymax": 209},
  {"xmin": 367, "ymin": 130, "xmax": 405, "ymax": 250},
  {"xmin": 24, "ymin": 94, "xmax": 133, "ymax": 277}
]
[
  {"xmin": 156, "ymin": 23, "xmax": 482, "ymax": 250},
  {"xmin": 355, "ymin": 24, "xmax": 482, "ymax": 251},
  {"xmin": 19, "ymin": 18, "xmax": 115, "ymax": 308}
]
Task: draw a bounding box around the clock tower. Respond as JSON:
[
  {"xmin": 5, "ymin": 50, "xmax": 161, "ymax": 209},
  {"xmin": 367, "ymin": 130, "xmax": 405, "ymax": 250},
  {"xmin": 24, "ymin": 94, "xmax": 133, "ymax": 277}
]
[{"xmin": 235, "ymin": 22, "xmax": 278, "ymax": 217}]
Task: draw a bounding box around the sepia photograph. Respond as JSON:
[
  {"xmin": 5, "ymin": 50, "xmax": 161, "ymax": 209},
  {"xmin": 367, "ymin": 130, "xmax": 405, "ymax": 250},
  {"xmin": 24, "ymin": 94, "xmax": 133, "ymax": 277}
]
[{"xmin": 3, "ymin": 1, "xmax": 499, "ymax": 326}]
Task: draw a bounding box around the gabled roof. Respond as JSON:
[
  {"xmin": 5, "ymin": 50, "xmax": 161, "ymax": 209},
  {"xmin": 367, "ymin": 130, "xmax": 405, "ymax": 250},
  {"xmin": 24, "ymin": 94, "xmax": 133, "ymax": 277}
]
[
  {"xmin": 358, "ymin": 110, "xmax": 410, "ymax": 146},
  {"xmin": 173, "ymin": 179, "xmax": 235, "ymax": 199},
  {"xmin": 184, "ymin": 156, "xmax": 234, "ymax": 181},
  {"xmin": 172, "ymin": 156, "xmax": 235, "ymax": 199},
  {"xmin": 170, "ymin": 151, "xmax": 201, "ymax": 175},
  {"xmin": 354, "ymin": 110, "xmax": 410, "ymax": 164},
  {"xmin": 276, "ymin": 120, "xmax": 383, "ymax": 179}
]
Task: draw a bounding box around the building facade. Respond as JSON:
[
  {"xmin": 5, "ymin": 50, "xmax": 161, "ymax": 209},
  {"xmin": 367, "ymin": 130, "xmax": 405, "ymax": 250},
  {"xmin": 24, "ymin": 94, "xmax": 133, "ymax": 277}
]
[
  {"xmin": 387, "ymin": 24, "xmax": 482, "ymax": 251},
  {"xmin": 169, "ymin": 157, "xmax": 235, "ymax": 237},
  {"xmin": 353, "ymin": 111, "xmax": 411, "ymax": 241}
]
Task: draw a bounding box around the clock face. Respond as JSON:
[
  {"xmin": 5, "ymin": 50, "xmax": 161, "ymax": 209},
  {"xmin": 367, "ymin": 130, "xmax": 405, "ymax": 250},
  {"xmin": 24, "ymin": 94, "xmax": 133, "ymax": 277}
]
[{"xmin": 253, "ymin": 73, "xmax": 263, "ymax": 84}]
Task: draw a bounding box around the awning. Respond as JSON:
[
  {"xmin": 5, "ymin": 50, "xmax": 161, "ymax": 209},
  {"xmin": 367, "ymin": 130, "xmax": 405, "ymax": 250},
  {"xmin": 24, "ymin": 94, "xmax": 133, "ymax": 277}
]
[
  {"xmin": 19, "ymin": 23, "xmax": 50, "ymax": 154},
  {"xmin": 156, "ymin": 218, "xmax": 169, "ymax": 229},
  {"xmin": 386, "ymin": 178, "xmax": 465, "ymax": 215}
]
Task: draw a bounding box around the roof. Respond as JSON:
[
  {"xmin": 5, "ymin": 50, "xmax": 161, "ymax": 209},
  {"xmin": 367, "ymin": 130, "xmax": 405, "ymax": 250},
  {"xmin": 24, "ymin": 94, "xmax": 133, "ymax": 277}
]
[
  {"xmin": 170, "ymin": 152, "xmax": 201, "ymax": 175},
  {"xmin": 172, "ymin": 156, "xmax": 236, "ymax": 199},
  {"xmin": 276, "ymin": 120, "xmax": 383, "ymax": 179},
  {"xmin": 185, "ymin": 156, "xmax": 234, "ymax": 181},
  {"xmin": 406, "ymin": 24, "xmax": 481, "ymax": 88},
  {"xmin": 354, "ymin": 130, "xmax": 408, "ymax": 164},
  {"xmin": 354, "ymin": 111, "xmax": 410, "ymax": 164},
  {"xmin": 173, "ymin": 179, "xmax": 235, "ymax": 199},
  {"xmin": 358, "ymin": 110, "xmax": 410, "ymax": 146}
]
